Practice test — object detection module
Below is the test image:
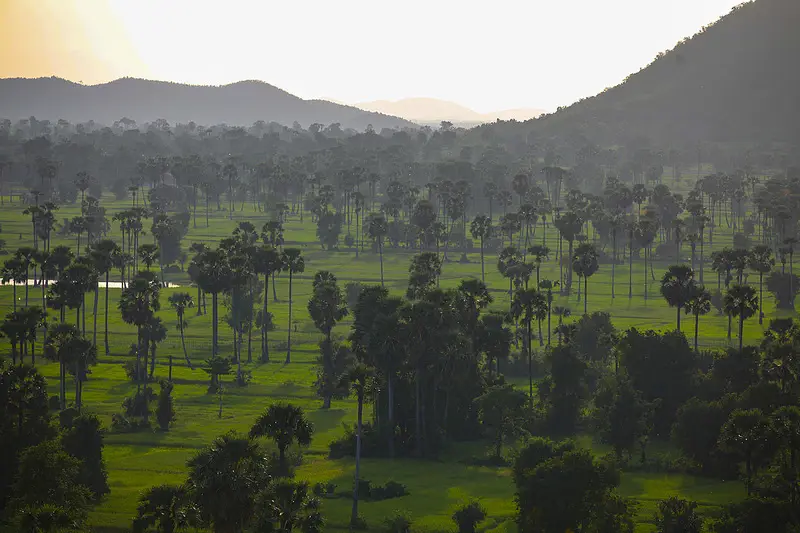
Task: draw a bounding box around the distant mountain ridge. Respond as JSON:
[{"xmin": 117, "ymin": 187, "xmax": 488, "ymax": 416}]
[
  {"xmin": 0, "ymin": 77, "xmax": 416, "ymax": 131},
  {"xmin": 485, "ymin": 0, "xmax": 800, "ymax": 145},
  {"xmin": 355, "ymin": 97, "xmax": 546, "ymax": 126}
]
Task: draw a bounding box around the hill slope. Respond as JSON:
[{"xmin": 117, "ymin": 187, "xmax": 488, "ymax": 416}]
[
  {"xmin": 0, "ymin": 77, "xmax": 415, "ymax": 131},
  {"xmin": 356, "ymin": 97, "xmax": 545, "ymax": 126},
  {"xmin": 492, "ymin": 0, "xmax": 800, "ymax": 145}
]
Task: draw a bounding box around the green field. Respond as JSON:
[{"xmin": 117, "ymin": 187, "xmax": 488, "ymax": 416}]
[{"xmin": 0, "ymin": 190, "xmax": 761, "ymax": 532}]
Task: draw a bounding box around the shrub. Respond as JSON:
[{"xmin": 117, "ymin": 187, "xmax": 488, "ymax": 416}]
[
  {"xmin": 351, "ymin": 514, "xmax": 368, "ymax": 530},
  {"xmin": 452, "ymin": 501, "xmax": 486, "ymax": 533},
  {"xmin": 766, "ymin": 271, "xmax": 800, "ymax": 309},
  {"xmin": 654, "ymin": 497, "xmax": 703, "ymax": 533},
  {"xmin": 384, "ymin": 511, "xmax": 411, "ymax": 533},
  {"xmin": 155, "ymin": 380, "xmax": 176, "ymax": 431}
]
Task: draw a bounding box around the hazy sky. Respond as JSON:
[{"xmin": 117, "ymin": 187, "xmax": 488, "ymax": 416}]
[{"xmin": 0, "ymin": 0, "xmax": 744, "ymax": 112}]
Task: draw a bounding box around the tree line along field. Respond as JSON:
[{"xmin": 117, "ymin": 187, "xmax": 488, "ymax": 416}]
[{"xmin": 0, "ymin": 174, "xmax": 777, "ymax": 533}]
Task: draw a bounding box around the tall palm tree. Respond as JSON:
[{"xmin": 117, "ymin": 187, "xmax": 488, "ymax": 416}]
[
  {"xmin": 497, "ymin": 246, "xmax": 521, "ymax": 306},
  {"xmin": 660, "ymin": 265, "xmax": 696, "ymax": 331},
  {"xmin": 527, "ymin": 244, "xmax": 550, "ymax": 290},
  {"xmin": 168, "ymin": 292, "xmax": 195, "ymax": 377},
  {"xmin": 748, "ymin": 245, "xmax": 774, "ymax": 325},
  {"xmin": 571, "ymin": 243, "xmax": 599, "ymax": 315},
  {"xmin": 44, "ymin": 323, "xmax": 96, "ymax": 412},
  {"xmin": 194, "ymin": 249, "xmax": 232, "ymax": 356},
  {"xmin": 249, "ymin": 402, "xmax": 314, "ymax": 476},
  {"xmin": 282, "ymin": 248, "xmax": 305, "ymax": 364},
  {"xmin": 785, "ymin": 237, "xmax": 798, "ymax": 307},
  {"xmin": 89, "ymin": 239, "xmax": 119, "ymax": 355},
  {"xmin": 511, "ymin": 288, "xmax": 547, "ymax": 405},
  {"xmin": 347, "ymin": 363, "xmax": 370, "ymax": 527},
  {"xmin": 119, "ymin": 272, "xmax": 161, "ymax": 412},
  {"xmin": 254, "ymin": 245, "xmax": 283, "ymax": 363},
  {"xmin": 724, "ymin": 284, "xmax": 759, "ymax": 351},
  {"xmin": 367, "ymin": 214, "xmax": 388, "ymax": 287},
  {"xmin": 538, "ymin": 279, "xmax": 558, "ymax": 345},
  {"xmin": 685, "ymin": 285, "xmax": 711, "ymax": 352},
  {"xmin": 553, "ymin": 212, "xmax": 583, "ymax": 292},
  {"xmin": 2, "ymin": 256, "xmax": 27, "ymax": 312},
  {"xmin": 470, "ymin": 215, "xmax": 493, "ymax": 283},
  {"xmin": 1, "ymin": 310, "xmax": 26, "ymax": 365}
]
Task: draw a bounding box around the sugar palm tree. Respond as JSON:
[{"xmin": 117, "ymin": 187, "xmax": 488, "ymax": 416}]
[
  {"xmin": 553, "ymin": 211, "xmax": 583, "ymax": 292},
  {"xmin": 571, "ymin": 243, "xmax": 599, "ymax": 315},
  {"xmin": 511, "ymin": 289, "xmax": 547, "ymax": 405},
  {"xmin": 367, "ymin": 214, "xmax": 388, "ymax": 287},
  {"xmin": 89, "ymin": 239, "xmax": 119, "ymax": 355},
  {"xmin": 685, "ymin": 285, "xmax": 711, "ymax": 352},
  {"xmin": 194, "ymin": 249, "xmax": 232, "ymax": 356},
  {"xmin": 168, "ymin": 292, "xmax": 195, "ymax": 377},
  {"xmin": 249, "ymin": 402, "xmax": 314, "ymax": 476},
  {"xmin": 282, "ymin": 248, "xmax": 305, "ymax": 364},
  {"xmin": 724, "ymin": 284, "xmax": 759, "ymax": 351},
  {"xmin": 660, "ymin": 265, "xmax": 696, "ymax": 331},
  {"xmin": 119, "ymin": 272, "xmax": 161, "ymax": 409},
  {"xmin": 470, "ymin": 215, "xmax": 493, "ymax": 283},
  {"xmin": 347, "ymin": 363, "xmax": 370, "ymax": 527},
  {"xmin": 2, "ymin": 256, "xmax": 27, "ymax": 312},
  {"xmin": 748, "ymin": 245, "xmax": 774, "ymax": 325},
  {"xmin": 538, "ymin": 279, "xmax": 558, "ymax": 345},
  {"xmin": 254, "ymin": 245, "xmax": 283, "ymax": 362},
  {"xmin": 527, "ymin": 244, "xmax": 550, "ymax": 290},
  {"xmin": 132, "ymin": 484, "xmax": 189, "ymax": 533}
]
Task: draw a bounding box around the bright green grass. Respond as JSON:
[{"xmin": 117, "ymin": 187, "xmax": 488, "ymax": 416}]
[{"xmin": 0, "ymin": 187, "xmax": 763, "ymax": 532}]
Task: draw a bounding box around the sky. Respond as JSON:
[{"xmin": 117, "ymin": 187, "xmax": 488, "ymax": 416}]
[{"xmin": 0, "ymin": 0, "xmax": 745, "ymax": 113}]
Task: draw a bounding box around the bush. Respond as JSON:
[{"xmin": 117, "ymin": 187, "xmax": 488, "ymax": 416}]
[
  {"xmin": 766, "ymin": 271, "xmax": 800, "ymax": 309},
  {"xmin": 355, "ymin": 480, "xmax": 408, "ymax": 501},
  {"xmin": 123, "ymin": 358, "xmax": 149, "ymax": 383},
  {"xmin": 155, "ymin": 380, "xmax": 176, "ymax": 431},
  {"xmin": 371, "ymin": 480, "xmax": 408, "ymax": 501},
  {"xmin": 384, "ymin": 511, "xmax": 412, "ymax": 533},
  {"xmin": 328, "ymin": 422, "xmax": 413, "ymax": 459},
  {"xmin": 351, "ymin": 514, "xmax": 368, "ymax": 530},
  {"xmin": 345, "ymin": 282, "xmax": 362, "ymax": 310},
  {"xmin": 452, "ymin": 501, "xmax": 486, "ymax": 533}
]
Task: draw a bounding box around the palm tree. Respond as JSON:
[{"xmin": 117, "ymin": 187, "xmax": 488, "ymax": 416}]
[
  {"xmin": 254, "ymin": 245, "xmax": 283, "ymax": 362},
  {"xmin": 186, "ymin": 432, "xmax": 268, "ymax": 533},
  {"xmin": 168, "ymin": 292, "xmax": 195, "ymax": 377},
  {"xmin": 724, "ymin": 284, "xmax": 759, "ymax": 351},
  {"xmin": 538, "ymin": 279, "xmax": 558, "ymax": 345},
  {"xmin": 685, "ymin": 285, "xmax": 711, "ymax": 352},
  {"xmin": 785, "ymin": 237, "xmax": 798, "ymax": 306},
  {"xmin": 748, "ymin": 245, "xmax": 774, "ymax": 325},
  {"xmin": 2, "ymin": 256, "xmax": 27, "ymax": 312},
  {"xmin": 553, "ymin": 212, "xmax": 583, "ymax": 292},
  {"xmin": 470, "ymin": 215, "xmax": 493, "ymax": 283},
  {"xmin": 348, "ymin": 363, "xmax": 370, "ymax": 527},
  {"xmin": 1, "ymin": 310, "xmax": 26, "ymax": 365},
  {"xmin": 249, "ymin": 402, "xmax": 314, "ymax": 476},
  {"xmin": 119, "ymin": 272, "xmax": 161, "ymax": 411},
  {"xmin": 660, "ymin": 265, "xmax": 697, "ymax": 331},
  {"xmin": 132, "ymin": 484, "xmax": 189, "ymax": 533},
  {"xmin": 44, "ymin": 323, "xmax": 96, "ymax": 412},
  {"xmin": 258, "ymin": 479, "xmax": 323, "ymax": 533},
  {"xmin": 367, "ymin": 214, "xmax": 388, "ymax": 287},
  {"xmin": 194, "ymin": 249, "xmax": 232, "ymax": 356},
  {"xmin": 282, "ymin": 248, "xmax": 305, "ymax": 364},
  {"xmin": 571, "ymin": 243, "xmax": 599, "ymax": 315},
  {"xmin": 497, "ymin": 246, "xmax": 521, "ymax": 305},
  {"xmin": 89, "ymin": 239, "xmax": 119, "ymax": 355},
  {"xmin": 608, "ymin": 212, "xmax": 623, "ymax": 298},
  {"xmin": 527, "ymin": 244, "xmax": 550, "ymax": 290},
  {"xmin": 138, "ymin": 243, "xmax": 160, "ymax": 278},
  {"xmin": 511, "ymin": 289, "xmax": 547, "ymax": 404}
]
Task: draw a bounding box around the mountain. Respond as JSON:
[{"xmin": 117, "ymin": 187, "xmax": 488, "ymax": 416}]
[
  {"xmin": 486, "ymin": 0, "xmax": 800, "ymax": 146},
  {"xmin": 0, "ymin": 77, "xmax": 416, "ymax": 131},
  {"xmin": 355, "ymin": 98, "xmax": 545, "ymax": 126}
]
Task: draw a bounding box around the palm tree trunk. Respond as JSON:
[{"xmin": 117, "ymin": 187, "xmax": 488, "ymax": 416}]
[
  {"xmin": 739, "ymin": 313, "xmax": 745, "ymax": 352},
  {"xmin": 759, "ymin": 272, "xmax": 764, "ymax": 324},
  {"xmin": 611, "ymin": 233, "xmax": 616, "ymax": 298},
  {"xmin": 480, "ymin": 238, "xmax": 485, "ymax": 283},
  {"xmin": 286, "ymin": 271, "xmax": 293, "ymax": 364},
  {"xmin": 527, "ymin": 319, "xmax": 533, "ymax": 407},
  {"xmin": 92, "ymin": 287, "xmax": 99, "ymax": 349},
  {"xmin": 351, "ymin": 391, "xmax": 364, "ymax": 526},
  {"xmin": 584, "ymin": 277, "xmax": 588, "ymax": 315},
  {"xmin": 104, "ymin": 273, "xmax": 110, "ymax": 354},
  {"xmin": 694, "ymin": 313, "xmax": 700, "ymax": 352},
  {"xmin": 379, "ymin": 240, "xmax": 384, "ymax": 287},
  {"xmin": 212, "ymin": 292, "xmax": 218, "ymax": 356},
  {"xmin": 628, "ymin": 236, "xmax": 634, "ymax": 298},
  {"xmin": 387, "ymin": 372, "xmax": 395, "ymax": 458},
  {"xmin": 262, "ymin": 276, "xmax": 270, "ymax": 362}
]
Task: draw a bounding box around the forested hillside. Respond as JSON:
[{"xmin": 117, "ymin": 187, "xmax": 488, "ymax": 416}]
[
  {"xmin": 480, "ymin": 0, "xmax": 800, "ymax": 146},
  {"xmin": 0, "ymin": 77, "xmax": 414, "ymax": 131}
]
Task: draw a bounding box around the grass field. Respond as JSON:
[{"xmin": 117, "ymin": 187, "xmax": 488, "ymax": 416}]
[{"xmin": 0, "ymin": 188, "xmax": 764, "ymax": 532}]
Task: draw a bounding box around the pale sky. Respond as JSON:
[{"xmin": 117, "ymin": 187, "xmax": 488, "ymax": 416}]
[{"xmin": 0, "ymin": 0, "xmax": 745, "ymax": 112}]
